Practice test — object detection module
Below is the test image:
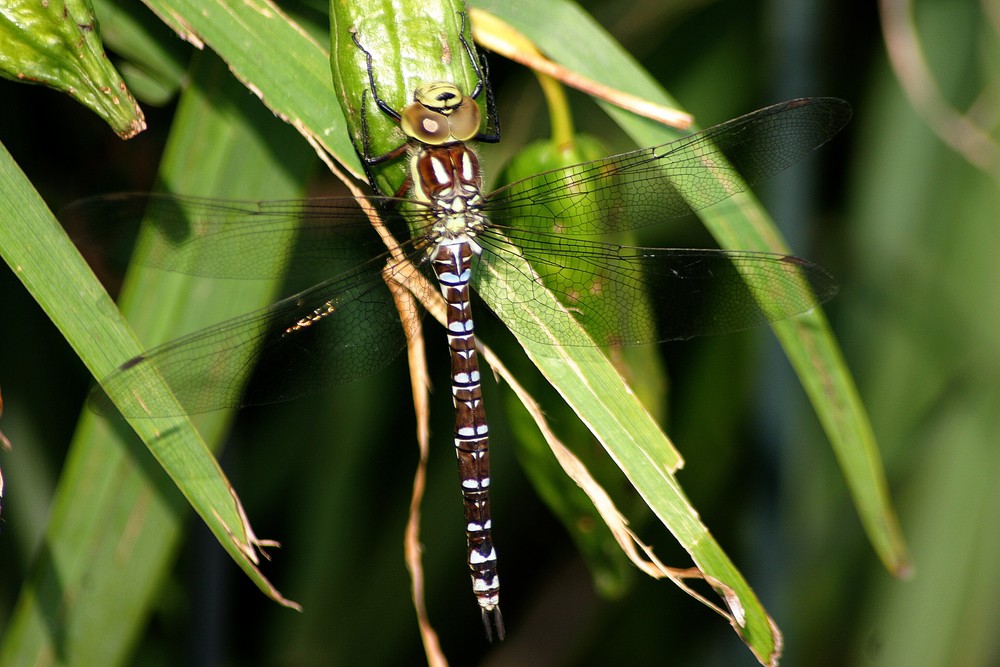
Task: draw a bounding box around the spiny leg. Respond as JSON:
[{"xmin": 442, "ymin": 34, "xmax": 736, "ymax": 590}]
[{"xmin": 456, "ymin": 11, "xmax": 500, "ymax": 143}]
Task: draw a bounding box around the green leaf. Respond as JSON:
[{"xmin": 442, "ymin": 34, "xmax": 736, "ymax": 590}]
[
  {"xmin": 90, "ymin": 0, "xmax": 189, "ymax": 106},
  {"xmin": 0, "ymin": 53, "xmax": 316, "ymax": 664},
  {"xmin": 497, "ymin": 135, "xmax": 665, "ymax": 597},
  {"xmin": 143, "ymin": 0, "xmax": 359, "ymax": 174}
]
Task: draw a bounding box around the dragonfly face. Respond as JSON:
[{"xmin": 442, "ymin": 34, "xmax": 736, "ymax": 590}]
[{"xmin": 401, "ymin": 82, "xmax": 483, "ymax": 145}]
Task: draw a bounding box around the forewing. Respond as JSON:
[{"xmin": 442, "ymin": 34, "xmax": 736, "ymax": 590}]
[
  {"xmin": 63, "ymin": 192, "xmax": 414, "ymax": 280},
  {"xmin": 483, "ymin": 98, "xmax": 851, "ymax": 237}
]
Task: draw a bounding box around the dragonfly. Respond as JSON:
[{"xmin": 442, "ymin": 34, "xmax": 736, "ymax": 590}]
[{"xmin": 66, "ymin": 26, "xmax": 850, "ymax": 639}]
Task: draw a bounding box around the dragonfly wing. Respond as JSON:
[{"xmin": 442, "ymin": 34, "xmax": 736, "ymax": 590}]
[
  {"xmin": 475, "ymin": 230, "xmax": 836, "ymax": 346},
  {"xmin": 483, "ymin": 98, "xmax": 851, "ymax": 237},
  {"xmin": 63, "ymin": 193, "xmax": 412, "ymax": 281},
  {"xmin": 92, "ymin": 254, "xmax": 412, "ymax": 417}
]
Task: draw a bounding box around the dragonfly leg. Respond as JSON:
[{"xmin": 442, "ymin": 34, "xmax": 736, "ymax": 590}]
[
  {"xmin": 351, "ymin": 28, "xmax": 403, "ymax": 122},
  {"xmin": 357, "ymin": 89, "xmax": 410, "ymax": 192},
  {"xmin": 456, "ymin": 11, "xmax": 500, "ymax": 143}
]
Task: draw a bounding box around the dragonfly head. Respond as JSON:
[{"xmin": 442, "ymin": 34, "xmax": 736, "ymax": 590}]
[{"xmin": 402, "ymin": 82, "xmax": 482, "ymax": 145}]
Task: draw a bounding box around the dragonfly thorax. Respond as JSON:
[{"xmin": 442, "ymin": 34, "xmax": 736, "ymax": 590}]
[
  {"xmin": 412, "ymin": 144, "xmax": 487, "ymax": 243},
  {"xmin": 401, "ymin": 82, "xmax": 482, "ymax": 145}
]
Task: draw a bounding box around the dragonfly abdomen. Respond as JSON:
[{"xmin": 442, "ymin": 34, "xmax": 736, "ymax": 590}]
[{"xmin": 431, "ymin": 238, "xmax": 504, "ymax": 640}]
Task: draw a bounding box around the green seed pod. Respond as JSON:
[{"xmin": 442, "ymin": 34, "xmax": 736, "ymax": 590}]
[{"xmin": 0, "ymin": 0, "xmax": 145, "ymax": 138}]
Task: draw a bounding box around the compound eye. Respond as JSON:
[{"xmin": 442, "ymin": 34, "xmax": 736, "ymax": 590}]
[
  {"xmin": 401, "ymin": 103, "xmax": 451, "ymax": 144},
  {"xmin": 447, "ymin": 96, "xmax": 481, "ymax": 141}
]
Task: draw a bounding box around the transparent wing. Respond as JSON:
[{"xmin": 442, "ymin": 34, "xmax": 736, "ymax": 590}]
[
  {"xmin": 482, "ymin": 98, "xmax": 851, "ymax": 236},
  {"xmin": 472, "ymin": 98, "xmax": 846, "ymax": 346},
  {"xmin": 91, "ymin": 252, "xmax": 424, "ymax": 417},
  {"xmin": 474, "ymin": 230, "xmax": 835, "ymax": 346},
  {"xmin": 63, "ymin": 192, "xmax": 418, "ymax": 280},
  {"xmin": 75, "ymin": 98, "xmax": 849, "ymax": 414}
]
